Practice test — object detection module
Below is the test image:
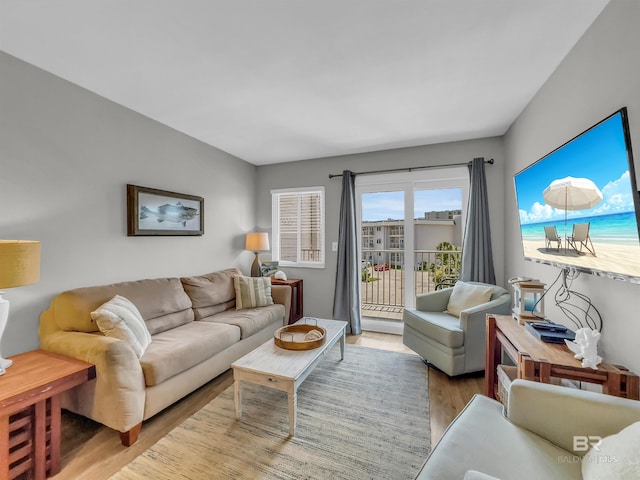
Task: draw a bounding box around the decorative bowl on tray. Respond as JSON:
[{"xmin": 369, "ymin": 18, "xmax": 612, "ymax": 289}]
[{"xmin": 274, "ymin": 319, "xmax": 326, "ymax": 350}]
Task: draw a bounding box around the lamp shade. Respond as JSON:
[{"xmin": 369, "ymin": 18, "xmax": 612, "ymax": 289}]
[
  {"xmin": 0, "ymin": 240, "xmax": 41, "ymax": 289},
  {"xmin": 245, "ymin": 232, "xmax": 270, "ymax": 252}
]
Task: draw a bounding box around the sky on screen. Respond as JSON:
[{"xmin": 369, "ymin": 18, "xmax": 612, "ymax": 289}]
[{"xmin": 515, "ymin": 112, "xmax": 635, "ymax": 225}]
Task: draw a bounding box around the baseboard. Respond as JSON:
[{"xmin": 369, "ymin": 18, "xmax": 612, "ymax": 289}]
[{"xmin": 361, "ymin": 317, "xmax": 404, "ymax": 335}]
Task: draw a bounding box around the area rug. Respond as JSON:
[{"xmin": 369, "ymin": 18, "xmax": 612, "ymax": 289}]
[{"xmin": 110, "ymin": 346, "xmax": 430, "ymax": 480}]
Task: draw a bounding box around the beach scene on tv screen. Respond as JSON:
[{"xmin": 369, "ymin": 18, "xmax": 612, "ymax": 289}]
[{"xmin": 515, "ymin": 111, "xmax": 640, "ymax": 279}]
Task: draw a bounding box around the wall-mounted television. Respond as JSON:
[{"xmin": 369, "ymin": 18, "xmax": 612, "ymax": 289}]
[{"xmin": 514, "ymin": 107, "xmax": 640, "ymax": 284}]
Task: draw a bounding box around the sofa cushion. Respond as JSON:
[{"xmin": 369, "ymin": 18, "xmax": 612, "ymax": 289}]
[
  {"xmin": 200, "ymin": 304, "xmax": 284, "ymax": 339},
  {"xmin": 180, "ymin": 268, "xmax": 241, "ymax": 319},
  {"xmin": 416, "ymin": 394, "xmax": 582, "ymax": 480},
  {"xmin": 403, "ymin": 308, "xmax": 464, "ymax": 348},
  {"xmin": 234, "ymin": 276, "xmax": 274, "ymax": 310},
  {"xmin": 140, "ymin": 321, "xmax": 240, "ymax": 387},
  {"xmin": 582, "ymin": 420, "xmax": 640, "ymax": 479},
  {"xmin": 463, "ymin": 472, "xmax": 502, "ymax": 480},
  {"xmin": 91, "ymin": 295, "xmax": 152, "ymax": 358},
  {"xmin": 52, "ymin": 277, "xmax": 193, "ymax": 334},
  {"xmin": 446, "ymin": 281, "xmax": 494, "ymax": 317}
]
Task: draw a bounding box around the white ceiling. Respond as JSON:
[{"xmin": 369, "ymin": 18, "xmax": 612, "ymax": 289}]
[{"xmin": 0, "ymin": 1, "xmax": 609, "ymax": 165}]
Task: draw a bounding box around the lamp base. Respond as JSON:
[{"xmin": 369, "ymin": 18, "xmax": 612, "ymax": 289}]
[
  {"xmin": 250, "ymin": 252, "xmax": 262, "ymax": 277},
  {"xmin": 0, "ymin": 357, "xmax": 11, "ymax": 374},
  {"xmin": 0, "ymin": 294, "xmax": 11, "ymax": 375}
]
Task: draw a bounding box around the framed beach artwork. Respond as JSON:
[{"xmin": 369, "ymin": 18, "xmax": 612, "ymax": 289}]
[{"xmin": 127, "ymin": 184, "xmax": 204, "ymax": 236}]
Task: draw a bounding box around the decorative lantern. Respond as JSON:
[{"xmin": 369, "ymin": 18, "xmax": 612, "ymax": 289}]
[{"xmin": 512, "ymin": 280, "xmax": 545, "ymax": 325}]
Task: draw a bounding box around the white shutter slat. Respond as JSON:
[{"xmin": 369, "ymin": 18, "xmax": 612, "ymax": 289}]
[{"xmin": 272, "ymin": 188, "xmax": 325, "ymax": 267}]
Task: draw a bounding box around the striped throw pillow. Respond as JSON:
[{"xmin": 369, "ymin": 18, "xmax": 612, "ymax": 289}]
[{"xmin": 234, "ymin": 276, "xmax": 274, "ymax": 310}]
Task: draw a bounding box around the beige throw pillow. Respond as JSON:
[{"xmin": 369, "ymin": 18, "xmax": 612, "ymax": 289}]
[
  {"xmin": 91, "ymin": 295, "xmax": 152, "ymax": 358},
  {"xmin": 234, "ymin": 276, "xmax": 274, "ymax": 310},
  {"xmin": 445, "ymin": 281, "xmax": 494, "ymax": 317},
  {"xmin": 582, "ymin": 420, "xmax": 640, "ymax": 479}
]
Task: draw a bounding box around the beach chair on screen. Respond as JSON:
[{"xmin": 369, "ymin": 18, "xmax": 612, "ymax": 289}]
[
  {"xmin": 567, "ymin": 223, "xmax": 596, "ymax": 256},
  {"xmin": 544, "ymin": 226, "xmax": 562, "ymax": 252}
]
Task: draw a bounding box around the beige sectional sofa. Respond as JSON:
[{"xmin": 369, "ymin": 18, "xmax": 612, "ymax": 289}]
[{"xmin": 39, "ymin": 267, "xmax": 291, "ymax": 446}]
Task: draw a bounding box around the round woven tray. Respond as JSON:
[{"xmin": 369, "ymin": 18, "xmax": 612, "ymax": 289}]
[{"xmin": 274, "ymin": 324, "xmax": 326, "ymax": 350}]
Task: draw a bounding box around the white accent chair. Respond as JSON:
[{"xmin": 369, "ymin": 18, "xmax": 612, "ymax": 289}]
[
  {"xmin": 415, "ymin": 380, "xmax": 640, "ymax": 479},
  {"xmin": 402, "ymin": 281, "xmax": 511, "ymax": 376}
]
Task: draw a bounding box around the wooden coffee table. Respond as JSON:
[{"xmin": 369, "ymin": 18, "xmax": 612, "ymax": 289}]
[{"xmin": 232, "ymin": 317, "xmax": 347, "ymax": 436}]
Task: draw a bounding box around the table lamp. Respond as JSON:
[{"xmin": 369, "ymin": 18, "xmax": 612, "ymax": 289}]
[
  {"xmin": 0, "ymin": 240, "xmax": 41, "ymax": 374},
  {"xmin": 245, "ymin": 232, "xmax": 270, "ymax": 277}
]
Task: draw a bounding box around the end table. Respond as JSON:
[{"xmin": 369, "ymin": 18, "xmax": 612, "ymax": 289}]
[
  {"xmin": 0, "ymin": 349, "xmax": 95, "ymax": 480},
  {"xmin": 485, "ymin": 314, "xmax": 639, "ymax": 400},
  {"xmin": 272, "ymin": 278, "xmax": 303, "ymax": 324}
]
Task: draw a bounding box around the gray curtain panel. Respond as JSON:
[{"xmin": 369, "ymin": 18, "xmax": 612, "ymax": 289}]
[
  {"xmin": 332, "ymin": 170, "xmax": 362, "ymax": 334},
  {"xmin": 461, "ymin": 157, "xmax": 496, "ymax": 284}
]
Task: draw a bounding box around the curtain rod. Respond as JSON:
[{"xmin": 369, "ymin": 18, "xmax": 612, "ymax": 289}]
[{"xmin": 328, "ymin": 158, "xmax": 494, "ymax": 179}]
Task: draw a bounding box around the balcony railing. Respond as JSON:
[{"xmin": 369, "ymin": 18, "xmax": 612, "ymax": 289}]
[
  {"xmin": 301, "ymin": 249, "xmax": 322, "ymax": 261},
  {"xmin": 361, "ymin": 248, "xmax": 462, "ymax": 320}
]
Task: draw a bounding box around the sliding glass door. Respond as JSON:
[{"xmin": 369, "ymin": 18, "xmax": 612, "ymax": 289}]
[{"xmin": 356, "ymin": 168, "xmax": 469, "ymax": 329}]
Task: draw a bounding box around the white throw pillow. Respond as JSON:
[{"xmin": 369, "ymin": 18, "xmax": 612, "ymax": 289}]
[
  {"xmin": 91, "ymin": 295, "xmax": 152, "ymax": 358},
  {"xmin": 582, "ymin": 420, "xmax": 640, "ymax": 479},
  {"xmin": 445, "ymin": 281, "xmax": 494, "ymax": 317}
]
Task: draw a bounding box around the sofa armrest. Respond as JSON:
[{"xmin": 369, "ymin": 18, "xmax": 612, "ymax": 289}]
[
  {"xmin": 40, "ymin": 330, "xmax": 146, "ymax": 433},
  {"xmin": 415, "ymin": 287, "xmax": 452, "ymax": 312},
  {"xmin": 271, "ymin": 284, "xmax": 292, "ymax": 325},
  {"xmin": 508, "ymin": 379, "xmax": 640, "ymax": 455}
]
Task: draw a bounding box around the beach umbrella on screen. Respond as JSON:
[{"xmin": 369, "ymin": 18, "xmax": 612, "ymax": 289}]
[{"xmin": 543, "ymin": 176, "xmax": 603, "ymax": 249}]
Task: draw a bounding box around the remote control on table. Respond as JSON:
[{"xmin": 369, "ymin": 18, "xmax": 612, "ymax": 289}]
[{"xmin": 528, "ymin": 322, "xmax": 568, "ymax": 332}]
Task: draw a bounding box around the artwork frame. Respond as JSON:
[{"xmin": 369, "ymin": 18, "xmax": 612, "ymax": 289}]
[
  {"xmin": 127, "ymin": 184, "xmax": 204, "ymax": 236},
  {"xmin": 261, "ymin": 261, "xmax": 279, "ymax": 277}
]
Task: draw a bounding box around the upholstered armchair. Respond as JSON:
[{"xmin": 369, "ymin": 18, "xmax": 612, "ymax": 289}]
[
  {"xmin": 415, "ymin": 380, "xmax": 640, "ymax": 479},
  {"xmin": 403, "ymin": 281, "xmax": 511, "ymax": 376}
]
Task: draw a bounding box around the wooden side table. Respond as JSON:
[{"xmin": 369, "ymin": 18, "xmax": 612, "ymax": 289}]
[
  {"xmin": 485, "ymin": 314, "xmax": 639, "ymax": 400},
  {"xmin": 0, "ymin": 350, "xmax": 95, "ymax": 480},
  {"xmin": 272, "ymin": 278, "xmax": 303, "ymax": 324}
]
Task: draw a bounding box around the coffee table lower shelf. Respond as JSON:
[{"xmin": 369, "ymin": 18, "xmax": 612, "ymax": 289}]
[{"xmin": 231, "ymin": 318, "xmax": 347, "ymax": 436}]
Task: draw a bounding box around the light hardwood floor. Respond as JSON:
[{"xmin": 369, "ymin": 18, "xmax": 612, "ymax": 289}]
[{"xmin": 54, "ymin": 331, "xmax": 483, "ymax": 479}]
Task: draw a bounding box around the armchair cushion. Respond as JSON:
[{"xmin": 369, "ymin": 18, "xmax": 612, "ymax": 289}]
[
  {"xmin": 463, "ymin": 471, "xmax": 502, "ymax": 480},
  {"xmin": 446, "ymin": 281, "xmax": 494, "ymax": 317},
  {"xmin": 582, "ymin": 420, "xmax": 640, "ymax": 479},
  {"xmin": 403, "ymin": 309, "xmax": 464, "ymax": 348}
]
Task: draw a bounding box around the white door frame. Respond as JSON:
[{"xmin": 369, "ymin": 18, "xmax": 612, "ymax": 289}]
[{"xmin": 356, "ymin": 167, "xmax": 469, "ymax": 322}]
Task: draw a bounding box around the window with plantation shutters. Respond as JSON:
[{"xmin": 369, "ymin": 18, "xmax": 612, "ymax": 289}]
[{"xmin": 271, "ymin": 187, "xmax": 325, "ymax": 268}]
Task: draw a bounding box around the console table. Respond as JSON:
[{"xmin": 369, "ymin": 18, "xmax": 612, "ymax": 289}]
[
  {"xmin": 0, "ymin": 350, "xmax": 95, "ymax": 480},
  {"xmin": 485, "ymin": 314, "xmax": 639, "ymax": 400},
  {"xmin": 272, "ymin": 278, "xmax": 303, "ymax": 324}
]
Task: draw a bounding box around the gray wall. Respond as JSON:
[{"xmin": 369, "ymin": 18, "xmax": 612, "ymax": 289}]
[
  {"xmin": 6, "ymin": 0, "xmax": 638, "ymax": 376},
  {"xmin": 0, "ymin": 52, "xmax": 257, "ymax": 356},
  {"xmin": 256, "ymin": 137, "xmax": 506, "ymax": 319},
  {"xmin": 503, "ymin": 0, "xmax": 640, "ymax": 372}
]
